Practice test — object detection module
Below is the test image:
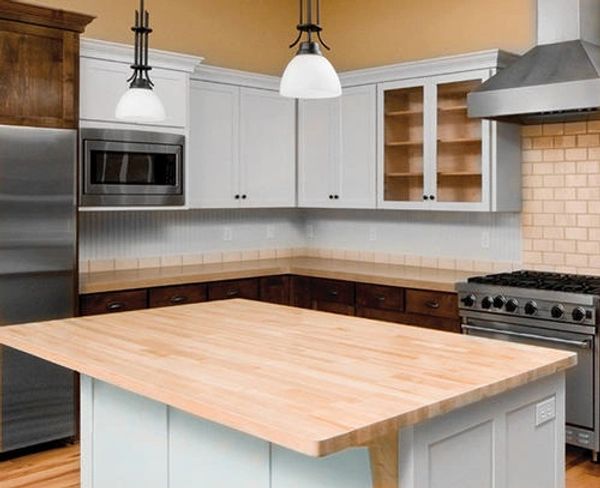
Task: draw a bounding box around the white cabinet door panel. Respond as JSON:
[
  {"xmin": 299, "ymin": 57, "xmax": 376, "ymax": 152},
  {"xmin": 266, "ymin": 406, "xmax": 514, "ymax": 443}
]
[
  {"xmin": 80, "ymin": 57, "xmax": 187, "ymax": 127},
  {"xmin": 240, "ymin": 88, "xmax": 296, "ymax": 208},
  {"xmin": 338, "ymin": 85, "xmax": 377, "ymax": 208},
  {"xmin": 298, "ymin": 98, "xmax": 340, "ymax": 208},
  {"xmin": 188, "ymin": 81, "xmax": 240, "ymax": 208}
]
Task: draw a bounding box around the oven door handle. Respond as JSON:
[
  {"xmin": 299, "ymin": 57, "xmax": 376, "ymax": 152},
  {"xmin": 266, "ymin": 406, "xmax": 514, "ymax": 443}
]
[{"xmin": 461, "ymin": 324, "xmax": 593, "ymax": 349}]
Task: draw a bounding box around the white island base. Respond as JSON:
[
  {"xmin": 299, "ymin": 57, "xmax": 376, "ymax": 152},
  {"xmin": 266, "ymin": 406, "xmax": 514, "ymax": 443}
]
[{"xmin": 81, "ymin": 372, "xmax": 565, "ymax": 488}]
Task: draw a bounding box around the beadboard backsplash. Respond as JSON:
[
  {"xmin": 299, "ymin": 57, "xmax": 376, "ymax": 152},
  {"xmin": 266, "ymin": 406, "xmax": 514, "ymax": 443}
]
[
  {"xmin": 79, "ymin": 209, "xmax": 305, "ymax": 261},
  {"xmin": 303, "ymin": 209, "xmax": 522, "ymax": 262},
  {"xmin": 80, "ymin": 207, "xmax": 522, "ymax": 267}
]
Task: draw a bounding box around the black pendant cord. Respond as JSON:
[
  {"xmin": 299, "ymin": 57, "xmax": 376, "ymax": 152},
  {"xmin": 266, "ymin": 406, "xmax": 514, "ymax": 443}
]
[
  {"xmin": 127, "ymin": 0, "xmax": 154, "ymax": 89},
  {"xmin": 288, "ymin": 0, "xmax": 331, "ymax": 51}
]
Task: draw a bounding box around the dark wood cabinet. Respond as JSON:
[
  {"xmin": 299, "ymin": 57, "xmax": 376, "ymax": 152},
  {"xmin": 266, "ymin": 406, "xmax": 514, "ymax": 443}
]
[
  {"xmin": 405, "ymin": 289, "xmax": 458, "ymax": 320},
  {"xmin": 356, "ymin": 283, "xmax": 404, "ymax": 311},
  {"xmin": 80, "ymin": 290, "xmax": 147, "ymax": 316},
  {"xmin": 310, "ymin": 278, "xmax": 355, "ymax": 316},
  {"xmin": 0, "ymin": 1, "xmax": 93, "ymax": 128},
  {"xmin": 79, "ymin": 275, "xmax": 460, "ymax": 333},
  {"xmin": 148, "ymin": 284, "xmax": 207, "ymax": 308},
  {"xmin": 290, "ymin": 275, "xmax": 312, "ymax": 309},
  {"xmin": 259, "ymin": 276, "xmax": 290, "ymax": 305},
  {"xmin": 208, "ymin": 278, "xmax": 259, "ymax": 301}
]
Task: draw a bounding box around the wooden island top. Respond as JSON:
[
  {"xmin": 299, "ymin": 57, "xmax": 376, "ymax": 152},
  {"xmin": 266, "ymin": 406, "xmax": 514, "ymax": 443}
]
[
  {"xmin": 0, "ymin": 300, "xmax": 575, "ymax": 457},
  {"xmin": 80, "ymin": 256, "xmax": 477, "ymax": 294}
]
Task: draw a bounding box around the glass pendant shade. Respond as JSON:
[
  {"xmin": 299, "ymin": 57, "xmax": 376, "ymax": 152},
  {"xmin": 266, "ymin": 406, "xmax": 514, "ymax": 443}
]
[
  {"xmin": 280, "ymin": 52, "xmax": 341, "ymax": 99},
  {"xmin": 115, "ymin": 87, "xmax": 166, "ymax": 123}
]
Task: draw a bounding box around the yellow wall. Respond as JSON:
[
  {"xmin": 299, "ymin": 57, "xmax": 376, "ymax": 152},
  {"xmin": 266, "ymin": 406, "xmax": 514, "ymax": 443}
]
[
  {"xmin": 322, "ymin": 0, "xmax": 536, "ymax": 72},
  {"xmin": 25, "ymin": 0, "xmax": 535, "ymax": 74}
]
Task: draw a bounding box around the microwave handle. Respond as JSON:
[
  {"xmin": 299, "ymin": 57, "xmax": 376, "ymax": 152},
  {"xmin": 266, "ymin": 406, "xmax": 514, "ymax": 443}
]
[{"xmin": 462, "ymin": 324, "xmax": 592, "ymax": 349}]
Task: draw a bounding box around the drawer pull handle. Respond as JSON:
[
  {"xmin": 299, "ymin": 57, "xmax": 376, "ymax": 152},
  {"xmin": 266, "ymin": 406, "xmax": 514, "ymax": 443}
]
[
  {"xmin": 328, "ymin": 290, "xmax": 339, "ymax": 297},
  {"xmin": 425, "ymin": 301, "xmax": 440, "ymax": 309},
  {"xmin": 226, "ymin": 289, "xmax": 240, "ymax": 297},
  {"xmin": 376, "ymin": 295, "xmax": 386, "ymax": 302},
  {"xmin": 106, "ymin": 302, "xmax": 124, "ymax": 312},
  {"xmin": 169, "ymin": 295, "xmax": 187, "ymax": 304}
]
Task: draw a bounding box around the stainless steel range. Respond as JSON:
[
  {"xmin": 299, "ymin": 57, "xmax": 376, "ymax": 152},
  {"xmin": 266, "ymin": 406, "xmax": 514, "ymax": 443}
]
[{"xmin": 457, "ymin": 270, "xmax": 600, "ymax": 461}]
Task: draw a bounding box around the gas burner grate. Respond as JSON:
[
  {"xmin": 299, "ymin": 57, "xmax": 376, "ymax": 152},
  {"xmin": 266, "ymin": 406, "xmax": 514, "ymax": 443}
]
[{"xmin": 468, "ymin": 270, "xmax": 600, "ymax": 294}]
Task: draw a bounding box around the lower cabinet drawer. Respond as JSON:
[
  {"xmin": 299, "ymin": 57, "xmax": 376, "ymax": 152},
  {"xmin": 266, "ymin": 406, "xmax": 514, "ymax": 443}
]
[
  {"xmin": 80, "ymin": 290, "xmax": 148, "ymax": 316},
  {"xmin": 259, "ymin": 276, "xmax": 290, "ymax": 305},
  {"xmin": 290, "ymin": 275, "xmax": 312, "ymax": 309},
  {"xmin": 405, "ymin": 289, "xmax": 458, "ymax": 319},
  {"xmin": 208, "ymin": 278, "xmax": 259, "ymax": 301},
  {"xmin": 148, "ymin": 284, "xmax": 207, "ymax": 308},
  {"xmin": 310, "ymin": 278, "xmax": 354, "ymax": 305},
  {"xmin": 356, "ymin": 308, "xmax": 460, "ymax": 333},
  {"xmin": 356, "ymin": 283, "xmax": 404, "ymax": 311}
]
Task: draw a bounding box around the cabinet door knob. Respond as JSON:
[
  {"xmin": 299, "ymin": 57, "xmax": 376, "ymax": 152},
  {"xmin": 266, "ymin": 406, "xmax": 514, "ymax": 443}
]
[
  {"xmin": 169, "ymin": 295, "xmax": 187, "ymax": 304},
  {"xmin": 329, "ymin": 195, "xmax": 334, "ymax": 200},
  {"xmin": 423, "ymin": 195, "xmax": 428, "ymax": 200},
  {"xmin": 430, "ymin": 195, "xmax": 436, "ymax": 201},
  {"xmin": 242, "ymin": 194, "xmax": 247, "ymax": 200},
  {"xmin": 226, "ymin": 289, "xmax": 240, "ymax": 297},
  {"xmin": 235, "ymin": 194, "xmax": 240, "ymax": 199},
  {"xmin": 106, "ymin": 302, "xmax": 124, "ymax": 312},
  {"xmin": 425, "ymin": 300, "xmax": 440, "ymax": 309},
  {"xmin": 334, "ymin": 195, "xmax": 339, "ymax": 199}
]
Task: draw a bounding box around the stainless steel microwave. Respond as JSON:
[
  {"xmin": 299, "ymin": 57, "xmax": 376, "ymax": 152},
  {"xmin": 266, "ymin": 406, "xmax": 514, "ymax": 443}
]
[{"xmin": 80, "ymin": 129, "xmax": 184, "ymax": 207}]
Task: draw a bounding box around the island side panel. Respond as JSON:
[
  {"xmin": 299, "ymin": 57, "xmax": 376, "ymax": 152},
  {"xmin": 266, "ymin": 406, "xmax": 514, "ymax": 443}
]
[
  {"xmin": 80, "ymin": 377, "xmax": 169, "ymax": 488},
  {"xmin": 80, "ymin": 372, "xmax": 565, "ymax": 488}
]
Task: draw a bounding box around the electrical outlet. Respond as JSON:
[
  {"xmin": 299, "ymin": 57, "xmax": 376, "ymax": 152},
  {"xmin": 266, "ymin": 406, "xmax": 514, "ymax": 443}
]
[
  {"xmin": 369, "ymin": 226, "xmax": 377, "ymax": 242},
  {"xmin": 481, "ymin": 230, "xmax": 491, "ymax": 249},
  {"xmin": 535, "ymin": 397, "xmax": 556, "ymax": 426},
  {"xmin": 223, "ymin": 227, "xmax": 233, "ymax": 241},
  {"xmin": 266, "ymin": 225, "xmax": 275, "ymax": 239}
]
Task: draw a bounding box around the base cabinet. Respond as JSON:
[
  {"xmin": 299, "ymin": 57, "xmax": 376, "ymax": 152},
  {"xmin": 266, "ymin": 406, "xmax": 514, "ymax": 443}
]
[{"xmin": 80, "ymin": 275, "xmax": 460, "ymax": 332}]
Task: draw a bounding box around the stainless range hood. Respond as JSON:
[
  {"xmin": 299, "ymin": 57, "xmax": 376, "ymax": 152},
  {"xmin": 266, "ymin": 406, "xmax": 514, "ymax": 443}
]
[{"xmin": 469, "ymin": 0, "xmax": 600, "ymax": 124}]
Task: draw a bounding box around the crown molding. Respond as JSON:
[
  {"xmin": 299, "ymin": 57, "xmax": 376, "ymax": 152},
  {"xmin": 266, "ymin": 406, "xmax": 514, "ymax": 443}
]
[
  {"xmin": 80, "ymin": 38, "xmax": 204, "ymax": 73},
  {"xmin": 192, "ymin": 64, "xmax": 281, "ymax": 91},
  {"xmin": 339, "ymin": 49, "xmax": 520, "ymax": 87}
]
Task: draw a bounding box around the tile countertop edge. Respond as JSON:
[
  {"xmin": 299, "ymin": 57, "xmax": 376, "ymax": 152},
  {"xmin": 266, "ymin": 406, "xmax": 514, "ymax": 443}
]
[{"xmin": 79, "ymin": 257, "xmax": 478, "ymax": 294}]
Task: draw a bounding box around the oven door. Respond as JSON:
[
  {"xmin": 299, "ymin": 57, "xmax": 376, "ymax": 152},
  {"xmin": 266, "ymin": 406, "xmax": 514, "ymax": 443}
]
[
  {"xmin": 82, "ymin": 140, "xmax": 183, "ymax": 206},
  {"xmin": 463, "ymin": 319, "xmax": 595, "ymax": 430}
]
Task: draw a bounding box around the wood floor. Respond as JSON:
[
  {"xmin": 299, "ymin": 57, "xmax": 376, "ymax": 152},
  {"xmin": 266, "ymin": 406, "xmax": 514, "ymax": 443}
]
[{"xmin": 0, "ymin": 444, "xmax": 598, "ymax": 487}]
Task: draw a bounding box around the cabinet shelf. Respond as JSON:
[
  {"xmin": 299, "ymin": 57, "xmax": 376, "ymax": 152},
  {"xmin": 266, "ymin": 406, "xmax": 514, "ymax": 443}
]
[
  {"xmin": 386, "ymin": 172, "xmax": 424, "ymax": 177},
  {"xmin": 438, "ymin": 105, "xmax": 468, "ymax": 113},
  {"xmin": 437, "ymin": 138, "xmax": 481, "ymax": 145},
  {"xmin": 386, "ymin": 109, "xmax": 423, "ymax": 117},
  {"xmin": 386, "ymin": 140, "xmax": 423, "ymax": 147},
  {"xmin": 438, "ymin": 171, "xmax": 482, "ymax": 177}
]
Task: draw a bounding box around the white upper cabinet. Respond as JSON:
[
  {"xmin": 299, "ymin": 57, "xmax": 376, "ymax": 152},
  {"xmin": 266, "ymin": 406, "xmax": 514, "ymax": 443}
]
[
  {"xmin": 378, "ymin": 69, "xmax": 521, "ymax": 212},
  {"xmin": 298, "ymin": 85, "xmax": 377, "ymax": 209},
  {"xmin": 188, "ymin": 81, "xmax": 240, "ymax": 209},
  {"xmin": 79, "ymin": 40, "xmax": 201, "ymax": 129},
  {"xmin": 240, "ymin": 88, "xmax": 296, "ymax": 208},
  {"xmin": 188, "ymin": 81, "xmax": 296, "ymax": 209}
]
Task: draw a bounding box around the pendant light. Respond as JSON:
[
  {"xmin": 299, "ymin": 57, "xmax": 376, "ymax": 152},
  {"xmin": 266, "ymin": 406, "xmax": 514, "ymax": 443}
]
[
  {"xmin": 115, "ymin": 0, "xmax": 166, "ymax": 123},
  {"xmin": 280, "ymin": 0, "xmax": 341, "ymax": 99}
]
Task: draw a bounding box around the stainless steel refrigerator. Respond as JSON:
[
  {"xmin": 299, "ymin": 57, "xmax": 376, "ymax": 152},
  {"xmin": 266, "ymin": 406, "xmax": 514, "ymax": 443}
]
[{"xmin": 0, "ymin": 125, "xmax": 77, "ymax": 453}]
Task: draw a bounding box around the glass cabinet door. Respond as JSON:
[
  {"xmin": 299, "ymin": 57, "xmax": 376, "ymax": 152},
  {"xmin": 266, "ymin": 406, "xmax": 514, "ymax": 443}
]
[
  {"xmin": 382, "ymin": 85, "xmax": 425, "ymax": 203},
  {"xmin": 435, "ymin": 79, "xmax": 483, "ymax": 204}
]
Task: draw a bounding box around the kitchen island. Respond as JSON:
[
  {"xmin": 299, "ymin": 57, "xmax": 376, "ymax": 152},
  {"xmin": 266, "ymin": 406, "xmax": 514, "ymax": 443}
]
[{"xmin": 0, "ymin": 300, "xmax": 575, "ymax": 488}]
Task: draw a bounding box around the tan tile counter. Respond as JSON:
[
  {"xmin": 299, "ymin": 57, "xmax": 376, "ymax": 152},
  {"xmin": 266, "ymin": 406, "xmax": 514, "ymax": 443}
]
[{"xmin": 79, "ymin": 257, "xmax": 477, "ymax": 294}]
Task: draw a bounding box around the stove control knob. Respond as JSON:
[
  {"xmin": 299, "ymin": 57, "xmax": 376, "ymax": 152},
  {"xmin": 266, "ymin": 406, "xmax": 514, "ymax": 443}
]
[
  {"xmin": 524, "ymin": 301, "xmax": 538, "ymax": 315},
  {"xmin": 461, "ymin": 294, "xmax": 476, "ymax": 307},
  {"xmin": 493, "ymin": 295, "xmax": 506, "ymax": 309},
  {"xmin": 551, "ymin": 305, "xmax": 565, "ymax": 319},
  {"xmin": 572, "ymin": 307, "xmax": 586, "ymax": 322},
  {"xmin": 481, "ymin": 296, "xmax": 493, "ymax": 310},
  {"xmin": 505, "ymin": 299, "xmax": 519, "ymax": 313}
]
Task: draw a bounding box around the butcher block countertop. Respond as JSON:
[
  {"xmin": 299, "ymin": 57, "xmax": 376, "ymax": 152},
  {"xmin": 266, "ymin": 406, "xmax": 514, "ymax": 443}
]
[
  {"xmin": 80, "ymin": 257, "xmax": 476, "ymax": 294},
  {"xmin": 0, "ymin": 300, "xmax": 575, "ymax": 457}
]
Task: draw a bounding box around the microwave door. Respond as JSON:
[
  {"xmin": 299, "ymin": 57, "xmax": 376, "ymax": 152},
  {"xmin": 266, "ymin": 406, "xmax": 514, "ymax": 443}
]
[{"xmin": 120, "ymin": 153, "xmax": 129, "ymax": 184}]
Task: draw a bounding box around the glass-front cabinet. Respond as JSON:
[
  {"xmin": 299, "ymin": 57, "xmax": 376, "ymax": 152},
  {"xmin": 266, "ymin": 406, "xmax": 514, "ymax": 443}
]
[{"xmin": 378, "ymin": 69, "xmax": 520, "ymax": 211}]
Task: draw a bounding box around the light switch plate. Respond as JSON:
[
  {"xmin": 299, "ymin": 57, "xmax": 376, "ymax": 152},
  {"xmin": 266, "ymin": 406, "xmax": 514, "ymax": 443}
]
[
  {"xmin": 223, "ymin": 227, "xmax": 233, "ymax": 241},
  {"xmin": 481, "ymin": 230, "xmax": 491, "ymax": 249},
  {"xmin": 535, "ymin": 397, "xmax": 556, "ymax": 426},
  {"xmin": 369, "ymin": 226, "xmax": 377, "ymax": 242}
]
